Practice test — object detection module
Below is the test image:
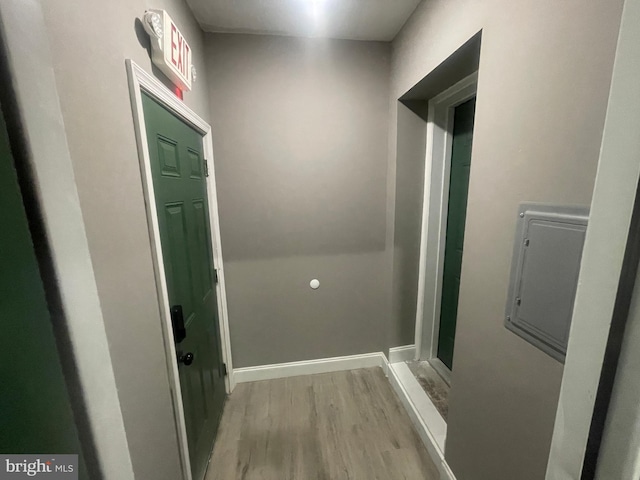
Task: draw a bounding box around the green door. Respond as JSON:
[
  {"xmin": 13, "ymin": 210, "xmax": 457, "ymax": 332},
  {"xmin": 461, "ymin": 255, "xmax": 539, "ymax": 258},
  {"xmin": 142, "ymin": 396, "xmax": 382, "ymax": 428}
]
[
  {"xmin": 142, "ymin": 93, "xmax": 225, "ymax": 480},
  {"xmin": 0, "ymin": 104, "xmax": 86, "ymax": 475},
  {"xmin": 437, "ymin": 97, "xmax": 476, "ymax": 370}
]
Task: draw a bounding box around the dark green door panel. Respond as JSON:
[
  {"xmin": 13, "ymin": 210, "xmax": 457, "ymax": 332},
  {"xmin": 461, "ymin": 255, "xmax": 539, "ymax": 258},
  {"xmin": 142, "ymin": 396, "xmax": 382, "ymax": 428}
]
[
  {"xmin": 0, "ymin": 105, "xmax": 86, "ymax": 475},
  {"xmin": 437, "ymin": 97, "xmax": 476, "ymax": 370},
  {"xmin": 141, "ymin": 93, "xmax": 225, "ymax": 480}
]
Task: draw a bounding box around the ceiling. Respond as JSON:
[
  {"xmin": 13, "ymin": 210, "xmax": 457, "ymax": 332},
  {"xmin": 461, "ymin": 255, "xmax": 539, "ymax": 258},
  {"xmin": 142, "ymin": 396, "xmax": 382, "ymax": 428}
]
[{"xmin": 185, "ymin": 0, "xmax": 422, "ymax": 42}]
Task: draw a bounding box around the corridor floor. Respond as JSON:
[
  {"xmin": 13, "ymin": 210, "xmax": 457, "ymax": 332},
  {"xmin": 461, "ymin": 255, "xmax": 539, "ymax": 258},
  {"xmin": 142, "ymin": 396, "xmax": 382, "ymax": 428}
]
[{"xmin": 205, "ymin": 368, "xmax": 439, "ymax": 480}]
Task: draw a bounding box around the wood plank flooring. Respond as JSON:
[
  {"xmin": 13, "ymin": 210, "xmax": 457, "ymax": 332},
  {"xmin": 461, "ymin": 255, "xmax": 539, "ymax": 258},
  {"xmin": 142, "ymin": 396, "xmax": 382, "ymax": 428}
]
[{"xmin": 205, "ymin": 368, "xmax": 439, "ymax": 480}]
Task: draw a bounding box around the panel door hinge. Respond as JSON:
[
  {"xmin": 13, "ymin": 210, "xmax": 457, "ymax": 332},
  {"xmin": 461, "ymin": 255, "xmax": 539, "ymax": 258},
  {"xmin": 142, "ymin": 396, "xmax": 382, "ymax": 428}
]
[
  {"xmin": 213, "ymin": 269, "xmax": 219, "ymax": 284},
  {"xmin": 204, "ymin": 159, "xmax": 210, "ymax": 177},
  {"xmin": 222, "ymin": 363, "xmax": 228, "ymax": 376}
]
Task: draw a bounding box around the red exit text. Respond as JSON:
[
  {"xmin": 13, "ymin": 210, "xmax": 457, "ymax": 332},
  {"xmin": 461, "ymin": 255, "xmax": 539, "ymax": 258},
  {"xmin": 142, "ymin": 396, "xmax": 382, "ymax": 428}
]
[{"xmin": 170, "ymin": 23, "xmax": 190, "ymax": 81}]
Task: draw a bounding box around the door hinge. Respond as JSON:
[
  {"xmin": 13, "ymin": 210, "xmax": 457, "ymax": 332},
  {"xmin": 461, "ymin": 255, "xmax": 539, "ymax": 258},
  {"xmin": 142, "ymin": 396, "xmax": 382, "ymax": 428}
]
[
  {"xmin": 222, "ymin": 363, "xmax": 228, "ymax": 376},
  {"xmin": 213, "ymin": 269, "xmax": 219, "ymax": 284},
  {"xmin": 204, "ymin": 159, "xmax": 210, "ymax": 177}
]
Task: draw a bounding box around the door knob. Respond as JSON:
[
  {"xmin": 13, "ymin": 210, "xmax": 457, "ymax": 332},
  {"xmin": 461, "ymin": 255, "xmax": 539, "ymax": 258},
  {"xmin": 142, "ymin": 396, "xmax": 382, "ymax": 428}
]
[{"xmin": 178, "ymin": 352, "xmax": 194, "ymax": 366}]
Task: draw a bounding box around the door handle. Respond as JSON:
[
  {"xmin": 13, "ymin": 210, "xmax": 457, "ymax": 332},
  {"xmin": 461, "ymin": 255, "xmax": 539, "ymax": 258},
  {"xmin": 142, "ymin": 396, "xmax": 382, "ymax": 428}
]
[
  {"xmin": 170, "ymin": 305, "xmax": 186, "ymax": 343},
  {"xmin": 178, "ymin": 352, "xmax": 194, "ymax": 366}
]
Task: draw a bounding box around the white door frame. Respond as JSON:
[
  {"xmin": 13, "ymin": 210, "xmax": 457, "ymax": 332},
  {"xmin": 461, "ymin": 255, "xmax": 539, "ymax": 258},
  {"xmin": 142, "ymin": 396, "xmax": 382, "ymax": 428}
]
[
  {"xmin": 546, "ymin": 0, "xmax": 640, "ymax": 475},
  {"xmin": 126, "ymin": 59, "xmax": 234, "ymax": 480},
  {"xmin": 414, "ymin": 72, "xmax": 478, "ymax": 378}
]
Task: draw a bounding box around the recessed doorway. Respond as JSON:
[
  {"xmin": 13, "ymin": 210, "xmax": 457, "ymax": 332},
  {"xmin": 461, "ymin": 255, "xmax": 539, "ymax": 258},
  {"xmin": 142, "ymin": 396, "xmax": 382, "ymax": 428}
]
[
  {"xmin": 414, "ymin": 73, "xmax": 478, "ymax": 385},
  {"xmin": 388, "ymin": 71, "xmax": 478, "ymax": 463},
  {"xmin": 436, "ymin": 96, "xmax": 476, "ymax": 372}
]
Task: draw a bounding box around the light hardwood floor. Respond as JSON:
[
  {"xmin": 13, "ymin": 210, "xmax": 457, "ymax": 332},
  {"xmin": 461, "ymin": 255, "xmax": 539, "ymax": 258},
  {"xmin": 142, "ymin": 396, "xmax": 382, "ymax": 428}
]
[{"xmin": 205, "ymin": 368, "xmax": 439, "ymax": 480}]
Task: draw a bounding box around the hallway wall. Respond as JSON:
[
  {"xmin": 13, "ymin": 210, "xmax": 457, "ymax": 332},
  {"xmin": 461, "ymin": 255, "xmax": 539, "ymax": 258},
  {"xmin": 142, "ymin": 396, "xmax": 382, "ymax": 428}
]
[
  {"xmin": 387, "ymin": 1, "xmax": 625, "ymax": 479},
  {"xmin": 40, "ymin": 0, "xmax": 212, "ymax": 478},
  {"xmin": 390, "ymin": 102, "xmax": 427, "ymax": 347},
  {"xmin": 33, "ymin": 0, "xmax": 626, "ymax": 478},
  {"xmin": 204, "ymin": 34, "xmax": 391, "ymax": 368}
]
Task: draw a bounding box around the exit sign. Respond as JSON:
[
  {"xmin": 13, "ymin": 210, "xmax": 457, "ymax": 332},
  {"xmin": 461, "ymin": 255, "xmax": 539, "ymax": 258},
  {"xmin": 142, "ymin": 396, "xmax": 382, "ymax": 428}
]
[{"xmin": 145, "ymin": 10, "xmax": 193, "ymax": 91}]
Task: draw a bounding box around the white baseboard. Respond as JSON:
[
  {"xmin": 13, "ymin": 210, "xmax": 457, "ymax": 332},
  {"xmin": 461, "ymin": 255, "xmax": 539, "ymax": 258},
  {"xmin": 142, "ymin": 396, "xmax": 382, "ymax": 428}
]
[
  {"xmin": 389, "ymin": 344, "xmax": 416, "ymax": 363},
  {"xmin": 232, "ymin": 352, "xmax": 388, "ymax": 384},
  {"xmin": 388, "ymin": 362, "xmax": 456, "ymax": 480}
]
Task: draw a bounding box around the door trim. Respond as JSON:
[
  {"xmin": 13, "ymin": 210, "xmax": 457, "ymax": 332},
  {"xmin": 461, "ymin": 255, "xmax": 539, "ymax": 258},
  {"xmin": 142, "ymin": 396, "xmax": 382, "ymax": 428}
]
[
  {"xmin": 414, "ymin": 72, "xmax": 478, "ymax": 365},
  {"xmin": 546, "ymin": 0, "xmax": 640, "ymax": 475},
  {"xmin": 126, "ymin": 60, "xmax": 233, "ymax": 480}
]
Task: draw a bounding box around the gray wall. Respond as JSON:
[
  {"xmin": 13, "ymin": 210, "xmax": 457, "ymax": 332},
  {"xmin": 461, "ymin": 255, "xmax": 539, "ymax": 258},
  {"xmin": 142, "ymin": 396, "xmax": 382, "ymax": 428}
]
[
  {"xmin": 40, "ymin": 0, "xmax": 211, "ymax": 478},
  {"xmin": 390, "ymin": 102, "xmax": 426, "ymax": 347},
  {"xmin": 388, "ymin": 1, "xmax": 624, "ymax": 479},
  {"xmin": 204, "ymin": 34, "xmax": 391, "ymax": 367}
]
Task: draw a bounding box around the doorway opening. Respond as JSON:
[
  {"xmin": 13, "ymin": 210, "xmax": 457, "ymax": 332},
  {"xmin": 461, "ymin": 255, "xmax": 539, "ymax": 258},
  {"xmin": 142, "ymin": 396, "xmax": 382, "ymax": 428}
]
[
  {"xmin": 411, "ymin": 73, "xmax": 477, "ymax": 413},
  {"xmin": 126, "ymin": 60, "xmax": 234, "ymax": 480},
  {"xmin": 387, "ymin": 32, "xmax": 481, "ymax": 463},
  {"xmin": 433, "ymin": 95, "xmax": 476, "ymax": 373}
]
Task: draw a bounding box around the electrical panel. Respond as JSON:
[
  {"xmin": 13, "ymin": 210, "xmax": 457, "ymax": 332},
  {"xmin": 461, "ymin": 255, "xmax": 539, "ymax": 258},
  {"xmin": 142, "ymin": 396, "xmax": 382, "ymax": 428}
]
[{"xmin": 505, "ymin": 203, "xmax": 589, "ymax": 362}]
